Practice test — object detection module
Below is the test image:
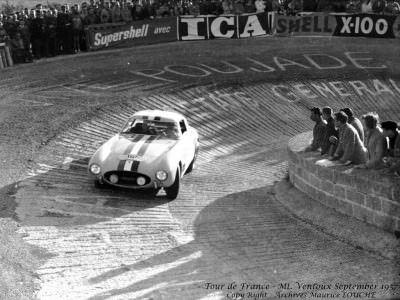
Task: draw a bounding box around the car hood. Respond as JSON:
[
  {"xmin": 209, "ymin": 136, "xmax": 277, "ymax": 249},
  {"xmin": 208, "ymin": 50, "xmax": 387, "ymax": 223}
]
[{"xmin": 94, "ymin": 134, "xmax": 178, "ymax": 170}]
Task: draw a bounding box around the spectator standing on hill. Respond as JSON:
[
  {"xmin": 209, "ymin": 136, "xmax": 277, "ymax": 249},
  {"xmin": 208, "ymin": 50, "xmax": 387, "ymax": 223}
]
[
  {"xmin": 71, "ymin": 7, "xmax": 83, "ymax": 53},
  {"xmin": 329, "ymin": 111, "xmax": 367, "ymax": 165},
  {"xmin": 57, "ymin": 6, "xmax": 72, "ymax": 54},
  {"xmin": 383, "ymin": 0, "xmax": 400, "ymax": 13},
  {"xmin": 356, "ymin": 112, "xmax": 387, "ymax": 169},
  {"xmin": 45, "ymin": 10, "xmax": 58, "ymax": 57},
  {"xmin": 233, "ymin": 0, "xmax": 245, "ymax": 14},
  {"xmin": 244, "ymin": 0, "xmax": 257, "ymax": 12},
  {"xmin": 322, "ymin": 106, "xmax": 338, "ymax": 156},
  {"xmin": 222, "ymin": 0, "xmax": 234, "ymax": 13},
  {"xmin": 112, "ymin": 1, "xmax": 123, "ymax": 22},
  {"xmin": 30, "ymin": 10, "xmax": 45, "ymax": 59},
  {"xmin": 341, "ymin": 107, "xmax": 364, "ymax": 144},
  {"xmin": 100, "ymin": 2, "xmax": 111, "ymax": 23},
  {"xmin": 10, "ymin": 32, "xmax": 25, "ymax": 63},
  {"xmin": 121, "ymin": 2, "xmax": 133, "ymax": 21},
  {"xmin": 255, "ymin": 0, "xmax": 266, "ymax": 12},
  {"xmin": 305, "ymin": 107, "xmax": 327, "ymax": 153},
  {"xmin": 361, "ymin": 0, "xmax": 373, "ymax": 12},
  {"xmin": 381, "ymin": 121, "xmax": 400, "ymax": 175}
]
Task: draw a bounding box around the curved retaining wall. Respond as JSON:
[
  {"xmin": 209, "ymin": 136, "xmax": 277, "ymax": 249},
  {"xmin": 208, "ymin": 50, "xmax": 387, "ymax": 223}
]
[{"xmin": 288, "ymin": 131, "xmax": 400, "ymax": 233}]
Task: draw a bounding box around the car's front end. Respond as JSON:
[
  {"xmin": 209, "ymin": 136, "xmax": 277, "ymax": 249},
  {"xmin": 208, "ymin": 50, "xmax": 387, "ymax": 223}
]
[{"xmin": 88, "ymin": 134, "xmax": 178, "ymax": 190}]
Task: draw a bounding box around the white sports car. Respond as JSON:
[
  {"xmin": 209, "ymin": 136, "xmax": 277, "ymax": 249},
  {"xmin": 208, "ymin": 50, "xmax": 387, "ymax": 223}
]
[{"xmin": 88, "ymin": 110, "xmax": 199, "ymax": 199}]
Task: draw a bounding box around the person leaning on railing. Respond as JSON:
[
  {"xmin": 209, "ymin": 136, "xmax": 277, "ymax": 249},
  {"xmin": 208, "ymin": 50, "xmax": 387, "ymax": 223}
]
[{"xmin": 355, "ymin": 112, "xmax": 388, "ymax": 170}]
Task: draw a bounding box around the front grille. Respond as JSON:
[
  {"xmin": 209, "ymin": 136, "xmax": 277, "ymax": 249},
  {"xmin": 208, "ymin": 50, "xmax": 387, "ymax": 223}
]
[{"xmin": 104, "ymin": 171, "xmax": 151, "ymax": 186}]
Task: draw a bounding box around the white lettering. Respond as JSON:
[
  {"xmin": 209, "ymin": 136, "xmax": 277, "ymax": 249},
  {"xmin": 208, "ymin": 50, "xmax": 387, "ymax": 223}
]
[
  {"xmin": 345, "ymin": 51, "xmax": 387, "ymax": 69},
  {"xmin": 372, "ymin": 79, "xmax": 394, "ymax": 95},
  {"xmin": 375, "ymin": 19, "xmax": 388, "ymax": 35},
  {"xmin": 164, "ymin": 65, "xmax": 211, "ymax": 77},
  {"xmin": 247, "ymin": 57, "xmax": 275, "ymax": 72},
  {"xmin": 340, "ymin": 17, "xmax": 352, "ymax": 33},
  {"xmin": 273, "ymin": 57, "xmax": 310, "ymax": 71},
  {"xmin": 303, "ymin": 54, "xmax": 346, "ymax": 70},
  {"xmin": 180, "ymin": 17, "xmax": 205, "ymax": 40},
  {"xmin": 272, "ymin": 85, "xmax": 301, "ymax": 102},
  {"xmin": 199, "ymin": 61, "xmax": 243, "ymax": 74},
  {"xmin": 211, "ymin": 16, "xmax": 235, "ymax": 38},
  {"xmin": 360, "ymin": 17, "xmax": 373, "ymax": 34},
  {"xmin": 329, "ymin": 81, "xmax": 352, "ymax": 97},
  {"xmin": 240, "ymin": 15, "xmax": 266, "ymax": 38},
  {"xmin": 294, "ymin": 84, "xmax": 318, "ymax": 98},
  {"xmin": 349, "ymin": 80, "xmax": 376, "ymax": 96},
  {"xmin": 129, "ymin": 69, "xmax": 176, "ymax": 82},
  {"xmin": 311, "ymin": 82, "xmax": 336, "ymax": 97}
]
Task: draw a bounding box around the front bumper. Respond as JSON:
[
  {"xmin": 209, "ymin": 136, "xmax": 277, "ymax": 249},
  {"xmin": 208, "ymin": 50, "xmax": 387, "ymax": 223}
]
[{"xmin": 93, "ymin": 170, "xmax": 168, "ymax": 189}]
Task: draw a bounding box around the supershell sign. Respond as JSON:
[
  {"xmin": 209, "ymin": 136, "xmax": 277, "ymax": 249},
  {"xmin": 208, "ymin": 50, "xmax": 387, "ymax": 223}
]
[{"xmin": 178, "ymin": 13, "xmax": 269, "ymax": 40}]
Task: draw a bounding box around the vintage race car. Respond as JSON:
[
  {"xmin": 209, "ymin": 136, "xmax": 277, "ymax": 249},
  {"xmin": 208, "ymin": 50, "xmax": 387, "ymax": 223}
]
[{"xmin": 88, "ymin": 110, "xmax": 199, "ymax": 199}]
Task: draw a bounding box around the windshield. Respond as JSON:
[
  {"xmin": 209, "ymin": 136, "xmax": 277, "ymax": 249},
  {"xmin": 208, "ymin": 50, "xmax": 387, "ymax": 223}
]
[{"xmin": 120, "ymin": 118, "xmax": 180, "ymax": 139}]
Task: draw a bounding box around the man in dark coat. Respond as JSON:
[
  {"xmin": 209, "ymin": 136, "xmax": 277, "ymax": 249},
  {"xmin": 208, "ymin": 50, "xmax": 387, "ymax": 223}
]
[{"xmin": 305, "ymin": 107, "xmax": 327, "ymax": 154}]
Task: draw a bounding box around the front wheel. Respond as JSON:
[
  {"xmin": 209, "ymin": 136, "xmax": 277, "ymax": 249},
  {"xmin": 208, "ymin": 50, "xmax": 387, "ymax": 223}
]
[{"xmin": 165, "ymin": 170, "xmax": 180, "ymax": 200}]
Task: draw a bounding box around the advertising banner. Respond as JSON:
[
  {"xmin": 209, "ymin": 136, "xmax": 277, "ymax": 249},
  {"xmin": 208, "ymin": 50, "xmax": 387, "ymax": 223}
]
[
  {"xmin": 178, "ymin": 13, "xmax": 269, "ymax": 40},
  {"xmin": 332, "ymin": 13, "xmax": 397, "ymax": 38},
  {"xmin": 272, "ymin": 13, "xmax": 337, "ymax": 36},
  {"xmin": 85, "ymin": 18, "xmax": 177, "ymax": 51}
]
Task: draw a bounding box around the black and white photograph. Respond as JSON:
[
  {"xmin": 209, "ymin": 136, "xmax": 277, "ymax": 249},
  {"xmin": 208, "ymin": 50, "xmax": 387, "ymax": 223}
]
[{"xmin": 0, "ymin": 0, "xmax": 399, "ymax": 299}]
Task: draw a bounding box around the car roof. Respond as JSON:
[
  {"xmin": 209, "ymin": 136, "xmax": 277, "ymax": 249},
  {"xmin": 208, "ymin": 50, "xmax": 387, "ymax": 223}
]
[{"xmin": 132, "ymin": 110, "xmax": 185, "ymax": 123}]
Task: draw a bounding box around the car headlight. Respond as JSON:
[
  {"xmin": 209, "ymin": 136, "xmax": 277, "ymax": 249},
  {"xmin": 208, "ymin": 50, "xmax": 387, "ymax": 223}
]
[
  {"xmin": 90, "ymin": 164, "xmax": 101, "ymax": 175},
  {"xmin": 156, "ymin": 170, "xmax": 168, "ymax": 181}
]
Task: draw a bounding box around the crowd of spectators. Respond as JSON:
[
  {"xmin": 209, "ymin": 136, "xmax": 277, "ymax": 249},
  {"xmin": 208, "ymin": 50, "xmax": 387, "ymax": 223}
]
[
  {"xmin": 305, "ymin": 106, "xmax": 400, "ymax": 176},
  {"xmin": 0, "ymin": 0, "xmax": 400, "ymax": 65}
]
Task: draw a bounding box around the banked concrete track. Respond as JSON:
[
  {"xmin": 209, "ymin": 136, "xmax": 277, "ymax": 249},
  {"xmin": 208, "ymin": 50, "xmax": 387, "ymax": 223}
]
[{"xmin": 1, "ymin": 38, "xmax": 400, "ymax": 299}]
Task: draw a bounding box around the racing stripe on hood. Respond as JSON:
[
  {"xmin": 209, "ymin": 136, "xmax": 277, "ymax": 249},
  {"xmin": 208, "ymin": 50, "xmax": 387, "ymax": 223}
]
[
  {"xmin": 117, "ymin": 134, "xmax": 144, "ymax": 171},
  {"xmin": 123, "ymin": 135, "xmax": 152, "ymax": 171},
  {"xmin": 130, "ymin": 135, "xmax": 159, "ymax": 172}
]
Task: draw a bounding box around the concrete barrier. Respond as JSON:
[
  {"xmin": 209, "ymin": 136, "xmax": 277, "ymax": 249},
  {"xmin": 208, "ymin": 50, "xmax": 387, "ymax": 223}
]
[{"xmin": 288, "ymin": 131, "xmax": 400, "ymax": 233}]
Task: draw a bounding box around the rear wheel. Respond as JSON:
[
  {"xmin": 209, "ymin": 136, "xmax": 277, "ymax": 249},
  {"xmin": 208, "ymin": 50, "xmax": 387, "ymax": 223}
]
[{"xmin": 165, "ymin": 169, "xmax": 180, "ymax": 200}]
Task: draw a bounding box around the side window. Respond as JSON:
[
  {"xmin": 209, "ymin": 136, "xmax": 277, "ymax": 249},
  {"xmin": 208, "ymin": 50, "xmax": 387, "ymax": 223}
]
[{"xmin": 179, "ymin": 120, "xmax": 187, "ymax": 134}]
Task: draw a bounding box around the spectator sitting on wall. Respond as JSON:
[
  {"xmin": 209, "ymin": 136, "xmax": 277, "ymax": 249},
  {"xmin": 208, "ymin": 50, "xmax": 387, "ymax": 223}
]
[
  {"xmin": 304, "ymin": 107, "xmax": 327, "ymax": 153},
  {"xmin": 322, "ymin": 106, "xmax": 338, "ymax": 156},
  {"xmin": 355, "ymin": 112, "xmax": 387, "ymax": 169},
  {"xmin": 329, "ymin": 111, "xmax": 367, "ymax": 165},
  {"xmin": 381, "ymin": 120, "xmax": 400, "ymax": 175},
  {"xmin": 222, "ymin": 0, "xmax": 234, "ymax": 13},
  {"xmin": 340, "ymin": 107, "xmax": 364, "ymax": 144}
]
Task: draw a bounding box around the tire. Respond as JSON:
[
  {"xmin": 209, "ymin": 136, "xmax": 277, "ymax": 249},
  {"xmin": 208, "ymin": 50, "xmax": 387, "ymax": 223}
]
[
  {"xmin": 165, "ymin": 169, "xmax": 180, "ymax": 200},
  {"xmin": 185, "ymin": 146, "xmax": 198, "ymax": 174}
]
